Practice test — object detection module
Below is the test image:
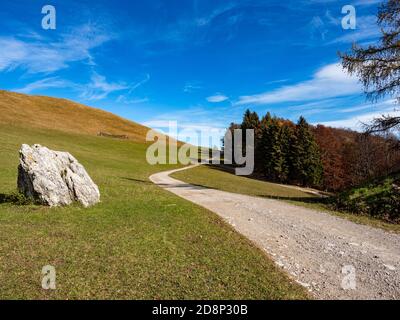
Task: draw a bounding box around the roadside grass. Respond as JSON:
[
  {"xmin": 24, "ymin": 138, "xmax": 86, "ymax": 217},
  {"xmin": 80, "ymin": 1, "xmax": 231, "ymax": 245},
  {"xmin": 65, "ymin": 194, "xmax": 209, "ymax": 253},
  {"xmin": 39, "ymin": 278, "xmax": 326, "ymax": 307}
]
[
  {"xmin": 172, "ymin": 165, "xmax": 400, "ymax": 234},
  {"xmin": 0, "ymin": 124, "xmax": 308, "ymax": 300},
  {"xmin": 332, "ymin": 174, "xmax": 400, "ymax": 224}
]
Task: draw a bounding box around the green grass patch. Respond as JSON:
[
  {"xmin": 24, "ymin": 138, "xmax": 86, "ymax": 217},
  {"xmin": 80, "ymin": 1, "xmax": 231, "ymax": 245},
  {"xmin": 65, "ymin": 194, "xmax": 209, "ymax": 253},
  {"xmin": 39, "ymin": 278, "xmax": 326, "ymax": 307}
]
[
  {"xmin": 0, "ymin": 124, "xmax": 308, "ymax": 300},
  {"xmin": 172, "ymin": 165, "xmax": 320, "ymax": 199},
  {"xmin": 333, "ymin": 174, "xmax": 400, "ymax": 224}
]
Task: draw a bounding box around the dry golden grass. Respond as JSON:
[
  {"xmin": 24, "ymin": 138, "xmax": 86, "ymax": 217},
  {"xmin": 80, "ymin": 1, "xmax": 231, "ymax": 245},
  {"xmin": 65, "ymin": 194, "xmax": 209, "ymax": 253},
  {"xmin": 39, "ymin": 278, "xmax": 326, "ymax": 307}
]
[{"xmin": 0, "ymin": 90, "xmax": 151, "ymax": 142}]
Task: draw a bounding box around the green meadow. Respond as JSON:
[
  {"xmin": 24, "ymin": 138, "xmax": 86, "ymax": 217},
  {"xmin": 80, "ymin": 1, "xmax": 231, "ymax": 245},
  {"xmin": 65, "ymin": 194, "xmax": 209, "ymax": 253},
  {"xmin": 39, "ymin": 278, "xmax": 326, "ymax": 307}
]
[{"xmin": 0, "ymin": 123, "xmax": 308, "ymax": 299}]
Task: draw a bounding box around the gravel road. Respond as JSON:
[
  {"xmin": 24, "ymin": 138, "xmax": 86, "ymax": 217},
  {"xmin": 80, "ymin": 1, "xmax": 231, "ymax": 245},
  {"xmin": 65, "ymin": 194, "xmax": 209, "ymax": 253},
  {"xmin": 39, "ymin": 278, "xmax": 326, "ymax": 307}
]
[{"xmin": 150, "ymin": 165, "xmax": 400, "ymax": 300}]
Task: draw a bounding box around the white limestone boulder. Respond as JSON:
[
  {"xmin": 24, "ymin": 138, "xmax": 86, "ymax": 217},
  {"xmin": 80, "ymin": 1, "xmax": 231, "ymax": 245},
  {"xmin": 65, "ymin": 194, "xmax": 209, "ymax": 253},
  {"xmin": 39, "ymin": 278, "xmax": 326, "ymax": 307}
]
[{"xmin": 17, "ymin": 144, "xmax": 100, "ymax": 207}]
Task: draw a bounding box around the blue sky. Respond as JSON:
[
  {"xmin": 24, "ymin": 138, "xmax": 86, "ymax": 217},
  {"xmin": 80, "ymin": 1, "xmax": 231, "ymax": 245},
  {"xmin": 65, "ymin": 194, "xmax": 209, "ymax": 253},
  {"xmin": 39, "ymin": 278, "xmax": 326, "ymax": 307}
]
[{"xmin": 0, "ymin": 0, "xmax": 397, "ymax": 146}]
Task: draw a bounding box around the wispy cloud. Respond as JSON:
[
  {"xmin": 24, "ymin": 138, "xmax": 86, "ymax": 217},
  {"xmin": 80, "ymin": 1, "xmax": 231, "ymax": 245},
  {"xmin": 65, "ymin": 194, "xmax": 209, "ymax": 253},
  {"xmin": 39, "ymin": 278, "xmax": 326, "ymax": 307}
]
[
  {"xmin": 236, "ymin": 63, "xmax": 361, "ymax": 105},
  {"xmin": 115, "ymin": 74, "xmax": 151, "ymax": 104},
  {"xmin": 318, "ymin": 100, "xmax": 399, "ymax": 130},
  {"xmin": 309, "ymin": 15, "xmax": 328, "ymax": 41},
  {"xmin": 337, "ymin": 99, "xmax": 397, "ymax": 114},
  {"xmin": 0, "ymin": 23, "xmax": 112, "ymax": 74},
  {"xmin": 194, "ymin": 3, "xmax": 238, "ymax": 27},
  {"xmin": 265, "ymin": 79, "xmax": 289, "ymax": 85},
  {"xmin": 184, "ymin": 81, "xmax": 203, "ymax": 93},
  {"xmin": 127, "ymin": 74, "xmax": 150, "ymax": 94},
  {"xmin": 13, "ymin": 69, "xmax": 149, "ymax": 102},
  {"xmin": 207, "ymin": 94, "xmax": 229, "ymax": 103},
  {"xmin": 80, "ymin": 72, "xmax": 128, "ymax": 101},
  {"xmin": 329, "ymin": 15, "xmax": 380, "ymax": 45},
  {"xmin": 116, "ymin": 96, "xmax": 149, "ymax": 105},
  {"xmin": 14, "ymin": 77, "xmax": 74, "ymax": 94},
  {"xmin": 140, "ymin": 2, "xmax": 243, "ymax": 54}
]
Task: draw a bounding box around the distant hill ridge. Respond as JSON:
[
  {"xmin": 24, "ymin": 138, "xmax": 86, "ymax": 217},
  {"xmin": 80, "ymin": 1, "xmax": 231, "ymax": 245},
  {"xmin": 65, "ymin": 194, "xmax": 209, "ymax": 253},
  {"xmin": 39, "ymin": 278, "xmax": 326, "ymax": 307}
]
[{"xmin": 0, "ymin": 90, "xmax": 151, "ymax": 142}]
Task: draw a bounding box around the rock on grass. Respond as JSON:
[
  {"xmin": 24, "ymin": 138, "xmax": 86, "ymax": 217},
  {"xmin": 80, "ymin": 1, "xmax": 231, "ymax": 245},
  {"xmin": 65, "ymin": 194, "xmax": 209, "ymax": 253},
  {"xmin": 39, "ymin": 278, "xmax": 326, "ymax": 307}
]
[{"xmin": 17, "ymin": 144, "xmax": 100, "ymax": 207}]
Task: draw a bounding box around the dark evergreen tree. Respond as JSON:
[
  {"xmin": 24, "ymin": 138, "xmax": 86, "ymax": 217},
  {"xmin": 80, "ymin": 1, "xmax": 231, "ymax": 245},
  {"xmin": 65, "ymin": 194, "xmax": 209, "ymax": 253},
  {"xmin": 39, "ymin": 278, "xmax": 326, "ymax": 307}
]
[
  {"xmin": 241, "ymin": 109, "xmax": 261, "ymax": 168},
  {"xmin": 260, "ymin": 112, "xmax": 273, "ymax": 128},
  {"xmin": 289, "ymin": 117, "xmax": 323, "ymax": 187},
  {"xmin": 259, "ymin": 116, "xmax": 292, "ymax": 182},
  {"xmin": 279, "ymin": 123, "xmax": 294, "ymax": 182},
  {"xmin": 241, "ymin": 109, "xmax": 261, "ymax": 136},
  {"xmin": 222, "ymin": 122, "xmax": 241, "ymax": 165},
  {"xmin": 255, "ymin": 112, "xmax": 273, "ymax": 173}
]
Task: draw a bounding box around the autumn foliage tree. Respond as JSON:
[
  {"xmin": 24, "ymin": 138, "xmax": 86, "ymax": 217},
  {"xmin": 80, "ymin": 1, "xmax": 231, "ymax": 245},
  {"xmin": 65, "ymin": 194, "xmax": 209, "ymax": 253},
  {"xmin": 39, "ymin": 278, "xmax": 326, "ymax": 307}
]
[{"xmin": 313, "ymin": 125, "xmax": 347, "ymax": 191}]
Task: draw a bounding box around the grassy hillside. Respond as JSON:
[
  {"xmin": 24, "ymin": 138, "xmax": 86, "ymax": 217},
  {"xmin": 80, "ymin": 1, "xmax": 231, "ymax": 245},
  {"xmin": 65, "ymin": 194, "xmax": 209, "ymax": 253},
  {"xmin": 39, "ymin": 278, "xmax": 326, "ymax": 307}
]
[
  {"xmin": 0, "ymin": 91, "xmax": 307, "ymax": 299},
  {"xmin": 0, "ymin": 90, "xmax": 150, "ymax": 142}
]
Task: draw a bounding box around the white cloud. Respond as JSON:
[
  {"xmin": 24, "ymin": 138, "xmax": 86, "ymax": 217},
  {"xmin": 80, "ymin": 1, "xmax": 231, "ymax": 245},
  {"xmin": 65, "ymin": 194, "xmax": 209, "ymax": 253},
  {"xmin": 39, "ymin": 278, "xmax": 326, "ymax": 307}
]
[
  {"xmin": 14, "ymin": 77, "xmax": 74, "ymax": 94},
  {"xmin": 115, "ymin": 74, "xmax": 151, "ymax": 104},
  {"xmin": 329, "ymin": 15, "xmax": 380, "ymax": 45},
  {"xmin": 236, "ymin": 63, "xmax": 361, "ymax": 105},
  {"xmin": 318, "ymin": 100, "xmax": 399, "ymax": 130},
  {"xmin": 309, "ymin": 16, "xmax": 328, "ymax": 40},
  {"xmin": 15, "ymin": 71, "xmax": 149, "ymax": 102},
  {"xmin": 116, "ymin": 95, "xmax": 149, "ymax": 104},
  {"xmin": 0, "ymin": 38, "xmax": 27, "ymax": 71},
  {"xmin": 338, "ymin": 99, "xmax": 397, "ymax": 114},
  {"xmin": 207, "ymin": 94, "xmax": 229, "ymax": 103},
  {"xmin": 80, "ymin": 72, "xmax": 128, "ymax": 101},
  {"xmin": 184, "ymin": 82, "xmax": 202, "ymax": 93},
  {"xmin": 194, "ymin": 3, "xmax": 237, "ymax": 27},
  {"xmin": 127, "ymin": 74, "xmax": 150, "ymax": 94},
  {"xmin": 0, "ymin": 23, "xmax": 112, "ymax": 74}
]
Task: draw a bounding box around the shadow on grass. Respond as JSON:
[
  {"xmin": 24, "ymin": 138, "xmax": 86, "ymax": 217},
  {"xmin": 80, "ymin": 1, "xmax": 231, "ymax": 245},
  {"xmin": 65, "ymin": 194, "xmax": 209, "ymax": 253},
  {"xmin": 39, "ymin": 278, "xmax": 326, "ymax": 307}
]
[
  {"xmin": 206, "ymin": 163, "xmax": 236, "ymax": 174},
  {"xmin": 0, "ymin": 192, "xmax": 33, "ymax": 205},
  {"xmin": 120, "ymin": 177, "xmax": 153, "ymax": 184},
  {"xmin": 258, "ymin": 194, "xmax": 332, "ymax": 205},
  {"xmin": 120, "ymin": 177, "xmax": 215, "ymax": 190}
]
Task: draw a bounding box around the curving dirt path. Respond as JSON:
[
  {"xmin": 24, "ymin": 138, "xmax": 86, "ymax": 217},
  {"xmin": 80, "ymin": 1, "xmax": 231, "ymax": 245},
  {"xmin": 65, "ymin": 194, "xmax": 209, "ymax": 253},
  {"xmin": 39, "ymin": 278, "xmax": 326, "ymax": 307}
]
[{"xmin": 150, "ymin": 165, "xmax": 400, "ymax": 300}]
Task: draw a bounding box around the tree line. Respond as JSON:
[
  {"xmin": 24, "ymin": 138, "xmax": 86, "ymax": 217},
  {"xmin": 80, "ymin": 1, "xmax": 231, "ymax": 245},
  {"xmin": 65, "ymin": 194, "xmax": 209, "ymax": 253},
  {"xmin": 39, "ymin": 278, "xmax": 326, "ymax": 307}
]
[
  {"xmin": 226, "ymin": 109, "xmax": 400, "ymax": 192},
  {"xmin": 227, "ymin": 110, "xmax": 323, "ymax": 188}
]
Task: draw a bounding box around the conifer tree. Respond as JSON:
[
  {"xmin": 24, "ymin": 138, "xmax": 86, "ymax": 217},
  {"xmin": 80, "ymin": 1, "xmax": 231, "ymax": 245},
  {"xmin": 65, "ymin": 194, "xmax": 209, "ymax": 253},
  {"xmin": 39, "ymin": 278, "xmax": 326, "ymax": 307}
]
[
  {"xmin": 259, "ymin": 116, "xmax": 291, "ymax": 182},
  {"xmin": 241, "ymin": 109, "xmax": 261, "ymax": 136},
  {"xmin": 260, "ymin": 112, "xmax": 273, "ymax": 128},
  {"xmin": 241, "ymin": 109, "xmax": 261, "ymax": 168},
  {"xmin": 279, "ymin": 123, "xmax": 294, "ymax": 182},
  {"xmin": 255, "ymin": 112, "xmax": 273, "ymax": 173},
  {"xmin": 290, "ymin": 117, "xmax": 323, "ymax": 187},
  {"xmin": 222, "ymin": 122, "xmax": 241, "ymax": 164}
]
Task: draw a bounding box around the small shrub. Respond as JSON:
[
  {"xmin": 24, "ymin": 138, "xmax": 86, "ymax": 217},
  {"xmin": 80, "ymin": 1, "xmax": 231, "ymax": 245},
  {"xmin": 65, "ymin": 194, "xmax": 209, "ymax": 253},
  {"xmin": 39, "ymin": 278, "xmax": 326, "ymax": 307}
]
[
  {"xmin": 333, "ymin": 182, "xmax": 400, "ymax": 224},
  {"xmin": 0, "ymin": 192, "xmax": 34, "ymax": 205}
]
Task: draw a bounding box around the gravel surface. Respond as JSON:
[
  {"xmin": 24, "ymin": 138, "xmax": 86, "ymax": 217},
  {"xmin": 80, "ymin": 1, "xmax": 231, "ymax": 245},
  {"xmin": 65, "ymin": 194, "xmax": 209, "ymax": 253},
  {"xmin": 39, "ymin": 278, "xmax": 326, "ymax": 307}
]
[{"xmin": 150, "ymin": 165, "xmax": 400, "ymax": 300}]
